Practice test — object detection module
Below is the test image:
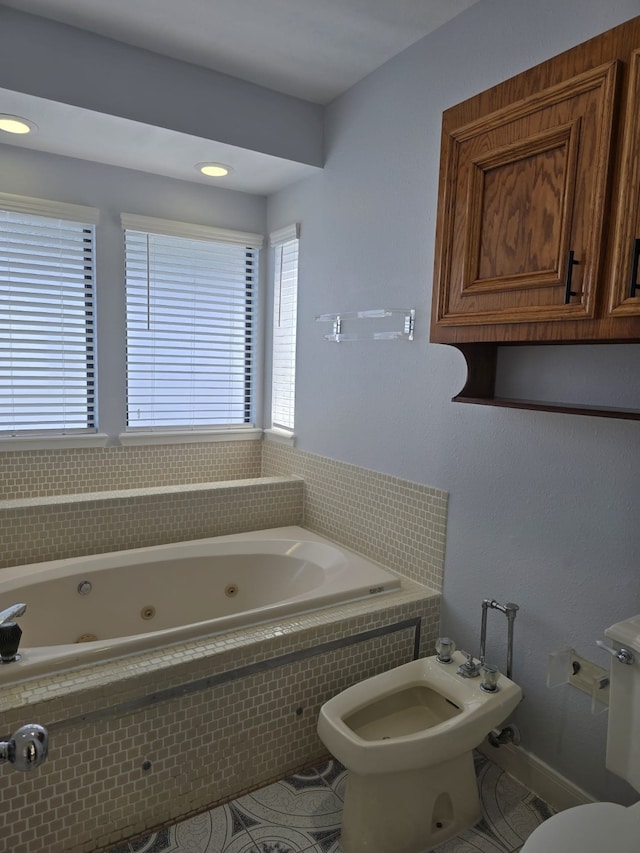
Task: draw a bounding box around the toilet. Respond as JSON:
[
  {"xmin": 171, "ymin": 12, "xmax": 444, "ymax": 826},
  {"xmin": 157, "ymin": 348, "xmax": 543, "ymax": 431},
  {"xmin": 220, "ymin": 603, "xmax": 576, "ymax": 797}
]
[
  {"xmin": 522, "ymin": 613, "xmax": 640, "ymax": 852},
  {"xmin": 317, "ymin": 650, "xmax": 522, "ymax": 853}
]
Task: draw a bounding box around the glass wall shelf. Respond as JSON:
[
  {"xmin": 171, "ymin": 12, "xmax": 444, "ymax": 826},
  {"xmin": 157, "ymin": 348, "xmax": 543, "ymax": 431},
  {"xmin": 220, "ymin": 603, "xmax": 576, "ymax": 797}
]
[
  {"xmin": 315, "ymin": 309, "xmax": 415, "ymax": 342},
  {"xmin": 547, "ymin": 647, "xmax": 610, "ymax": 714}
]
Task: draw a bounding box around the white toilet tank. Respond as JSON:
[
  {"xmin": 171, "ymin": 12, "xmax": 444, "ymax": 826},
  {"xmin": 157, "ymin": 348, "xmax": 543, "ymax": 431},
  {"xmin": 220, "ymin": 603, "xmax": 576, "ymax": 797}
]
[{"xmin": 604, "ymin": 614, "xmax": 640, "ymax": 792}]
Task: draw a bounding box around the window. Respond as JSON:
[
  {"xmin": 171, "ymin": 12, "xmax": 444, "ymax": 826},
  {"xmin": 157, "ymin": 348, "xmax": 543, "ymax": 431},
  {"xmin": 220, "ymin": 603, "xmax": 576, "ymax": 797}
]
[
  {"xmin": 122, "ymin": 214, "xmax": 263, "ymax": 431},
  {"xmin": 270, "ymin": 224, "xmax": 300, "ymax": 433},
  {"xmin": 0, "ymin": 194, "xmax": 98, "ymax": 436}
]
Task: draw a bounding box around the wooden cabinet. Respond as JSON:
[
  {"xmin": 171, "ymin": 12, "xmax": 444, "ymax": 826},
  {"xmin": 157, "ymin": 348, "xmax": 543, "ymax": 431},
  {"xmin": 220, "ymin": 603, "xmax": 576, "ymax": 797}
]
[
  {"xmin": 608, "ymin": 48, "xmax": 640, "ymax": 321},
  {"xmin": 433, "ymin": 62, "xmax": 618, "ymax": 330},
  {"xmin": 430, "ymin": 15, "xmax": 640, "ymax": 419},
  {"xmin": 431, "ymin": 15, "xmax": 640, "ymax": 347}
]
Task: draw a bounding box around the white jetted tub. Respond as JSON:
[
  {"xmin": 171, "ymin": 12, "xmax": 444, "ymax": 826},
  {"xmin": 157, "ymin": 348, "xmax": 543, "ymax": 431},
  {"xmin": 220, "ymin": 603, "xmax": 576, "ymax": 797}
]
[{"xmin": 0, "ymin": 526, "xmax": 401, "ymax": 682}]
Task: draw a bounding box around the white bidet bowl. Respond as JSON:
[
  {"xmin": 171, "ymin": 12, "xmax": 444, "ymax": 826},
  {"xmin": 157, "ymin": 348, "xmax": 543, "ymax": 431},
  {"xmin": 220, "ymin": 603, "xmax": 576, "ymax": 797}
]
[
  {"xmin": 317, "ymin": 652, "xmax": 522, "ymax": 853},
  {"xmin": 318, "ymin": 651, "xmax": 522, "ymax": 774}
]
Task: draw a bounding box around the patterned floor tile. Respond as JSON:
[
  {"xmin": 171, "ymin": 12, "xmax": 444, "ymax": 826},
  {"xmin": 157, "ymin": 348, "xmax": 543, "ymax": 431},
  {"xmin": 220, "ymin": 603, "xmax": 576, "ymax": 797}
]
[
  {"xmin": 315, "ymin": 759, "xmax": 347, "ymax": 802},
  {"xmin": 245, "ymin": 824, "xmax": 334, "ymax": 852},
  {"xmin": 282, "ymin": 765, "xmax": 336, "ymax": 791},
  {"xmin": 106, "ymin": 827, "xmax": 178, "ymax": 853},
  {"xmin": 105, "ymin": 755, "xmax": 554, "ymax": 853},
  {"xmin": 175, "ymin": 805, "xmax": 260, "ymax": 852},
  {"xmin": 234, "ymin": 767, "xmax": 343, "ymax": 850},
  {"xmin": 475, "ymin": 757, "xmax": 553, "ymax": 850},
  {"xmin": 106, "ymin": 805, "xmax": 260, "ymax": 853},
  {"xmin": 430, "ymin": 820, "xmax": 512, "ymax": 853},
  {"xmin": 307, "ymin": 836, "xmax": 342, "ymax": 853}
]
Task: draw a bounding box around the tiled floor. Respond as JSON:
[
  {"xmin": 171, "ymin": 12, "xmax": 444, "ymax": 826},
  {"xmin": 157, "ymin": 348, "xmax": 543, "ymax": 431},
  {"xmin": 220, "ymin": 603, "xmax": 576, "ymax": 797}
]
[{"xmin": 106, "ymin": 753, "xmax": 554, "ymax": 853}]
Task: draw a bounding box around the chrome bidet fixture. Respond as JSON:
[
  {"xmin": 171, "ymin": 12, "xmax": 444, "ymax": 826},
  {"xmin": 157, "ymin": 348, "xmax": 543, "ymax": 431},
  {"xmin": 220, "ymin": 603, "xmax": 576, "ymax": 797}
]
[
  {"xmin": 453, "ymin": 598, "xmax": 520, "ymax": 687},
  {"xmin": 480, "ymin": 663, "xmax": 499, "ymax": 693},
  {"xmin": 435, "ymin": 636, "xmax": 456, "ymax": 663},
  {"xmin": 457, "ymin": 650, "xmax": 482, "ymax": 678},
  {"xmin": 480, "ymin": 598, "xmax": 519, "ymax": 680},
  {"xmin": 0, "ymin": 724, "xmax": 48, "ymax": 771}
]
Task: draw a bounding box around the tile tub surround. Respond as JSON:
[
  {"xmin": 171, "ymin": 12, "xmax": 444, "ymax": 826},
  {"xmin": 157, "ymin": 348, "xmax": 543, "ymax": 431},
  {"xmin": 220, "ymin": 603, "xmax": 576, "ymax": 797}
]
[
  {"xmin": 0, "ymin": 443, "xmax": 448, "ymax": 585},
  {"xmin": 0, "ymin": 440, "xmax": 262, "ymax": 500},
  {"xmin": 0, "ymin": 438, "xmax": 449, "ymax": 850},
  {"xmin": 104, "ymin": 753, "xmax": 554, "ymax": 853},
  {"xmin": 263, "ymin": 442, "xmax": 449, "ymax": 590},
  {"xmin": 0, "ymin": 581, "xmax": 440, "ymax": 853},
  {"xmin": 0, "ymin": 477, "xmax": 304, "ymax": 569},
  {"xmin": 0, "ymin": 439, "xmax": 270, "ymax": 570}
]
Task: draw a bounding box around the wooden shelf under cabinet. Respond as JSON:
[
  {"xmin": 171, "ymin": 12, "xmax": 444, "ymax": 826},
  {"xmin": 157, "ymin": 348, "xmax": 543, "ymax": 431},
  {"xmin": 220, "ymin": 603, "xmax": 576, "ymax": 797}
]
[{"xmin": 452, "ymin": 343, "xmax": 640, "ymax": 420}]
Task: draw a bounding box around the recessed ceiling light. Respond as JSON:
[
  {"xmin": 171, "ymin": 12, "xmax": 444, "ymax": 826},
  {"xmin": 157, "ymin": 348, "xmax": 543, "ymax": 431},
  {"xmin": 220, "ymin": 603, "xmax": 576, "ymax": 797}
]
[
  {"xmin": 0, "ymin": 115, "xmax": 36, "ymax": 135},
  {"xmin": 197, "ymin": 162, "xmax": 233, "ymax": 178}
]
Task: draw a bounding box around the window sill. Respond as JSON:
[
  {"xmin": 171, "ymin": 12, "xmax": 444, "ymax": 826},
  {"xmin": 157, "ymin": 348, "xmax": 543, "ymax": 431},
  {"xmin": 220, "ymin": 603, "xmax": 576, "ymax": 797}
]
[
  {"xmin": 263, "ymin": 428, "xmax": 296, "ymax": 446},
  {"xmin": 0, "ymin": 433, "xmax": 110, "ymax": 453},
  {"xmin": 0, "ymin": 428, "xmax": 264, "ymax": 452},
  {"xmin": 119, "ymin": 428, "xmax": 263, "ymax": 446}
]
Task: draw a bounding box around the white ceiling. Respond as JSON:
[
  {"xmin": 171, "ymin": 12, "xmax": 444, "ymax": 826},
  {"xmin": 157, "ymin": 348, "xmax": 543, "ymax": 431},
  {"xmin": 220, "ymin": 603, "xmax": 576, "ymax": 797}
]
[
  {"xmin": 0, "ymin": 86, "xmax": 323, "ymax": 195},
  {"xmin": 0, "ymin": 0, "xmax": 480, "ymax": 193}
]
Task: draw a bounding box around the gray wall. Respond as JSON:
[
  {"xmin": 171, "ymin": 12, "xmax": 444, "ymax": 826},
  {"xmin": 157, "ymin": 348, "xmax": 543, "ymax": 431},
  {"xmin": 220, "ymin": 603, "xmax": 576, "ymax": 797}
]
[{"xmin": 267, "ymin": 0, "xmax": 640, "ymax": 802}]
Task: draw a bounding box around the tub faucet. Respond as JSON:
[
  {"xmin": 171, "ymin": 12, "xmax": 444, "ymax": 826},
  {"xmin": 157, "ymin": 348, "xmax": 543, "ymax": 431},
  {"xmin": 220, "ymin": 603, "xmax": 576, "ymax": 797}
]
[
  {"xmin": 0, "ymin": 724, "xmax": 48, "ymax": 771},
  {"xmin": 0, "ymin": 603, "xmax": 26, "ymax": 625}
]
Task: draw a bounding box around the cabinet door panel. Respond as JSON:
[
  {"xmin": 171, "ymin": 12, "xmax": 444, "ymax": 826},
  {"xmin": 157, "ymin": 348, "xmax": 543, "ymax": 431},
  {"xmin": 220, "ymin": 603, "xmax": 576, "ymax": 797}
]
[
  {"xmin": 608, "ymin": 49, "xmax": 640, "ymax": 318},
  {"xmin": 467, "ymin": 124, "xmax": 578, "ymax": 290},
  {"xmin": 434, "ymin": 61, "xmax": 618, "ymax": 329}
]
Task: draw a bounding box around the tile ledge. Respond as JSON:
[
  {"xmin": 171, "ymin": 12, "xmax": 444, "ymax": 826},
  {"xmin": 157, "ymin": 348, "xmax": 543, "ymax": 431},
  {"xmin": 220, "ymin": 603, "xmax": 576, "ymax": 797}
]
[{"xmin": 0, "ymin": 475, "xmax": 302, "ymax": 510}]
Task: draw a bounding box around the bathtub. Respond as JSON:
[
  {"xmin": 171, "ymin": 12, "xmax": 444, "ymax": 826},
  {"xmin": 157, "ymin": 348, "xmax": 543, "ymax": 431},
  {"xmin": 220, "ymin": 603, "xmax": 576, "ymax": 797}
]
[{"xmin": 0, "ymin": 526, "xmax": 401, "ymax": 683}]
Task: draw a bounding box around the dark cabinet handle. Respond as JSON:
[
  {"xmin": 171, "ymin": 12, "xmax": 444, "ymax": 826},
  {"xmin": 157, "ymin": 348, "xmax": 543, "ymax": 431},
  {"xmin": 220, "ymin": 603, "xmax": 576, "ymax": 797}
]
[
  {"xmin": 564, "ymin": 250, "xmax": 580, "ymax": 304},
  {"xmin": 628, "ymin": 238, "xmax": 640, "ymax": 299}
]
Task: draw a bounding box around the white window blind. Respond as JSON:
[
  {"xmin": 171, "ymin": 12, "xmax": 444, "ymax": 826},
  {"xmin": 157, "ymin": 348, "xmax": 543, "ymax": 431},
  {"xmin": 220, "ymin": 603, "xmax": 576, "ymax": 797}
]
[
  {"xmin": 123, "ymin": 216, "xmax": 262, "ymax": 430},
  {"xmin": 0, "ymin": 196, "xmax": 98, "ymax": 436},
  {"xmin": 270, "ymin": 224, "xmax": 300, "ymax": 432}
]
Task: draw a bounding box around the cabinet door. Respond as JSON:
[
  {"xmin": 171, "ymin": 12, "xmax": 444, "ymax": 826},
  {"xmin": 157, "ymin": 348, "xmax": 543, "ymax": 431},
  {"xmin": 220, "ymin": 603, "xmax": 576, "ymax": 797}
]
[
  {"xmin": 433, "ymin": 61, "xmax": 618, "ymax": 331},
  {"xmin": 608, "ymin": 49, "xmax": 640, "ymax": 319}
]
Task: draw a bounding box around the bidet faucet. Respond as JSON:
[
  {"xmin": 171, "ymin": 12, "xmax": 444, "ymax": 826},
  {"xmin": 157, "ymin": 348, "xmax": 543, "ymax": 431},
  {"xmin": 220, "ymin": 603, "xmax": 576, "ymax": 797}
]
[
  {"xmin": 435, "ymin": 637, "xmax": 456, "ymax": 663},
  {"xmin": 0, "ymin": 603, "xmax": 26, "ymax": 625},
  {"xmin": 457, "ymin": 651, "xmax": 481, "ymax": 678},
  {"xmin": 480, "ymin": 599, "xmax": 519, "ymax": 679}
]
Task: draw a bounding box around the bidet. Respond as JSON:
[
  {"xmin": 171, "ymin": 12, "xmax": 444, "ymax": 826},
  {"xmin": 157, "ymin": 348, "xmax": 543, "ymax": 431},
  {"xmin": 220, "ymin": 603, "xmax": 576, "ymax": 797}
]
[{"xmin": 318, "ymin": 651, "xmax": 522, "ymax": 853}]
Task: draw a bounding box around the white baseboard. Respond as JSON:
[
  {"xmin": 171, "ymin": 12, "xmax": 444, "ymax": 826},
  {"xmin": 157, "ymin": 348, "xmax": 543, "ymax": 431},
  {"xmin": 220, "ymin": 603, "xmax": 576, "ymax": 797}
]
[{"xmin": 478, "ymin": 740, "xmax": 596, "ymax": 813}]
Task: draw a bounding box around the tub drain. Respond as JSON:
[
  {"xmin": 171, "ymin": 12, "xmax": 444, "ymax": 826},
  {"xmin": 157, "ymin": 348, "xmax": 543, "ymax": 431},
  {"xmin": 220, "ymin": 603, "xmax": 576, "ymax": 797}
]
[
  {"xmin": 225, "ymin": 584, "xmax": 239, "ymax": 598},
  {"xmin": 140, "ymin": 605, "xmax": 156, "ymax": 620}
]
